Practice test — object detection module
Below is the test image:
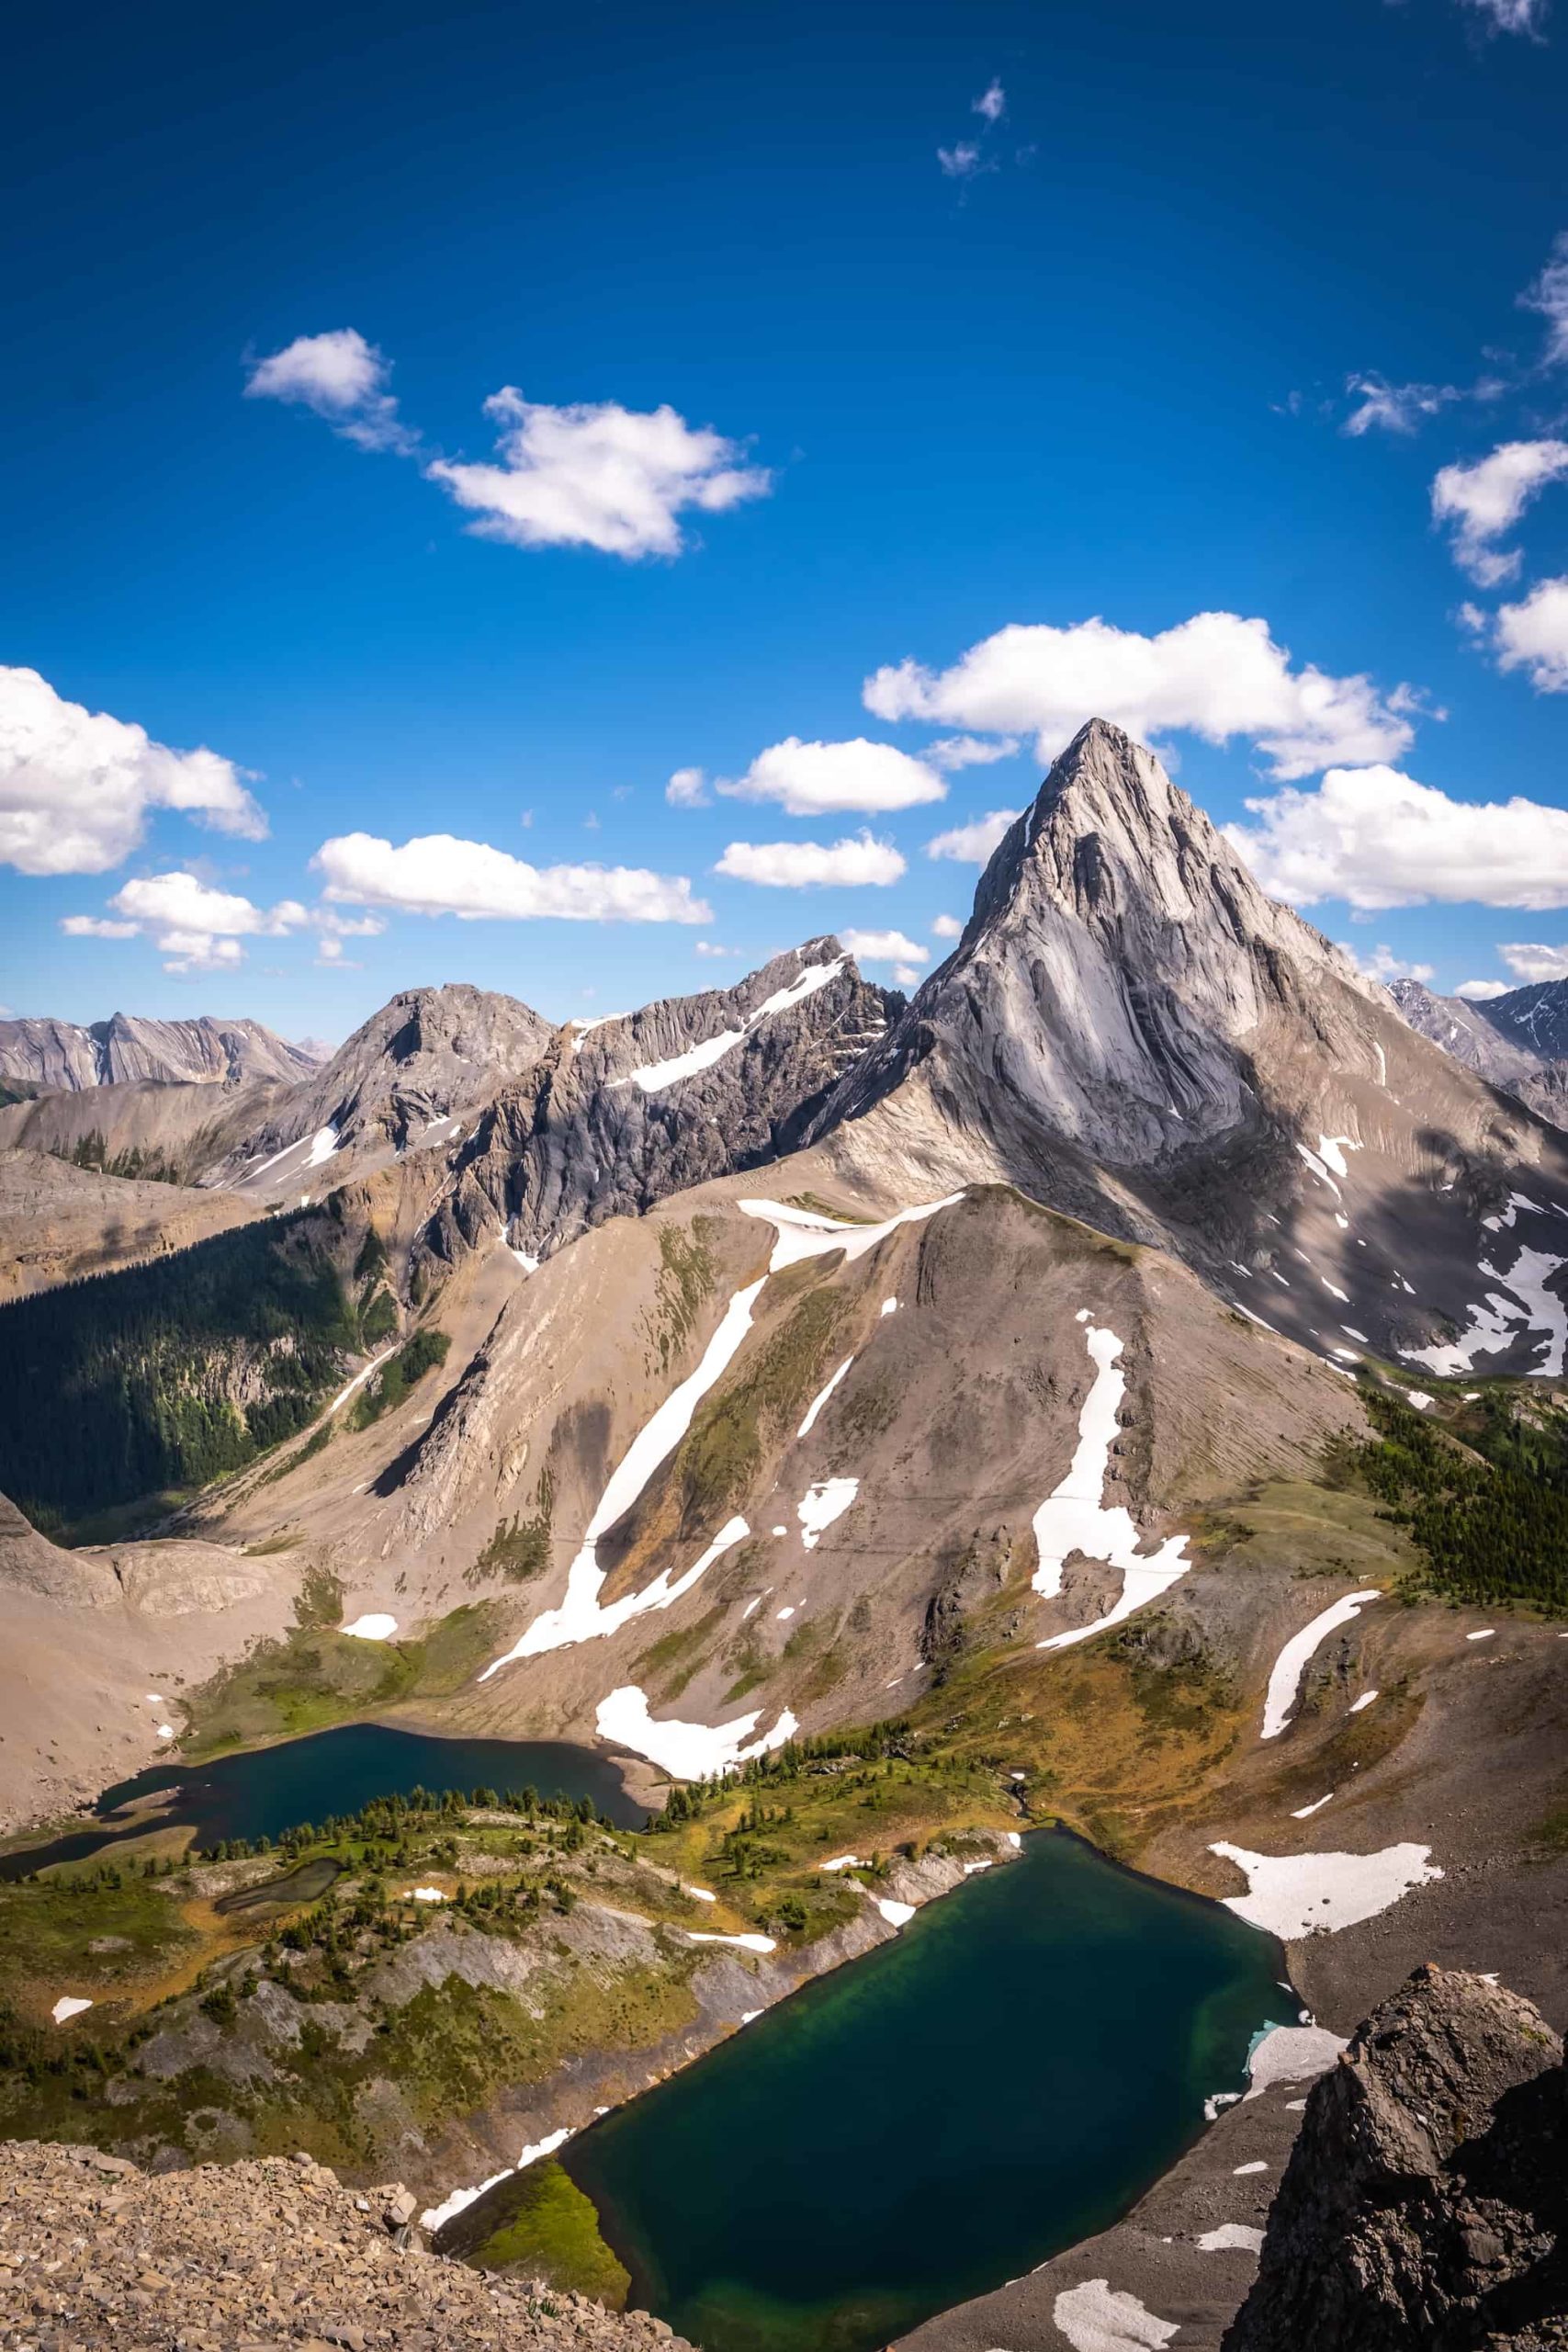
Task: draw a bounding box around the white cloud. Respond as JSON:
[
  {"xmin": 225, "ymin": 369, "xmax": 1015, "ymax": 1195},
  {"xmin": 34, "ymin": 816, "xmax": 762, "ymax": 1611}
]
[
  {"xmin": 1430, "ymin": 440, "xmax": 1568, "ymax": 583},
  {"xmin": 315, "ymin": 910, "xmax": 384, "ymax": 940},
  {"xmin": 162, "ymin": 933, "xmax": 245, "ymax": 974},
  {"xmin": 1497, "ymin": 941, "xmax": 1568, "ymax": 982},
  {"xmin": 864, "ymin": 612, "xmax": 1417, "ymax": 780},
  {"xmin": 714, "ymin": 833, "xmax": 907, "ymax": 888},
  {"xmin": 1343, "ymin": 375, "xmax": 1463, "ymax": 436},
  {"xmin": 1455, "ymin": 978, "xmax": 1512, "ymax": 1000},
  {"xmin": 694, "ymin": 940, "xmax": 739, "ymax": 957},
  {"xmin": 244, "ymin": 328, "xmax": 411, "ymax": 453},
  {"xmin": 1493, "ymin": 576, "xmax": 1568, "ymax": 690},
  {"xmin": 937, "ymin": 142, "xmax": 985, "ymax": 178},
  {"xmin": 1522, "ymin": 231, "xmax": 1568, "ymax": 364},
  {"xmin": 1462, "ymin": 0, "xmax": 1548, "ymax": 38},
  {"xmin": 107, "ymin": 872, "xmax": 305, "ymax": 937},
  {"xmin": 60, "ymin": 915, "xmax": 140, "ymax": 940},
  {"xmin": 924, "ymin": 808, "xmax": 1021, "ymax": 864},
  {"xmin": 892, "ymin": 962, "xmax": 923, "ymax": 986},
  {"xmin": 1341, "ymin": 941, "xmax": 1436, "ymax": 984},
  {"xmin": 925, "ymin": 733, "xmax": 1021, "ymax": 770},
  {"xmin": 1225, "ymin": 764, "xmax": 1568, "ymax": 911},
  {"xmin": 425, "ymin": 390, "xmax": 771, "ymax": 559},
  {"xmin": 716, "ymin": 737, "xmax": 945, "ymax": 817},
  {"xmin": 666, "ymin": 766, "xmax": 710, "ymax": 808},
  {"xmin": 973, "ymin": 79, "xmax": 1006, "ymax": 122},
  {"xmin": 839, "ymin": 927, "xmax": 930, "ymax": 968},
  {"xmin": 313, "ymin": 831, "xmax": 710, "ymax": 923},
  {"xmin": 0, "ymin": 666, "xmax": 266, "ymax": 876},
  {"xmin": 87, "ymin": 870, "xmax": 308, "ymax": 974},
  {"xmin": 931, "ymin": 912, "xmax": 964, "ymax": 939}
]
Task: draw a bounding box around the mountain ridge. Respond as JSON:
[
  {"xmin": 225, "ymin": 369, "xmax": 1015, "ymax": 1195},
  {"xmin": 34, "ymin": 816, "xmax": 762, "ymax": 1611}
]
[{"xmin": 0, "ymin": 1011, "xmax": 322, "ymax": 1093}]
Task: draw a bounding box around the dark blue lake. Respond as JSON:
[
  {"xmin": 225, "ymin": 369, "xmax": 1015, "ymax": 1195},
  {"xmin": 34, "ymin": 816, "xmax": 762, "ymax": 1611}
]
[{"xmin": 554, "ymin": 1829, "xmax": 1283, "ymax": 2352}]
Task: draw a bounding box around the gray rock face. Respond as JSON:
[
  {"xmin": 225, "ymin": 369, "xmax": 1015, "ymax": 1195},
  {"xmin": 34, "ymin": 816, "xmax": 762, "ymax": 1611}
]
[
  {"xmin": 817, "ymin": 718, "xmax": 1382, "ymax": 1175},
  {"xmin": 219, "ymin": 982, "xmax": 558, "ymax": 1181},
  {"xmin": 1389, "ymin": 978, "xmax": 1544, "ymax": 1089},
  {"xmin": 1391, "ymin": 978, "xmax": 1568, "ymax": 1134},
  {"xmin": 1517, "ymin": 1060, "xmax": 1568, "ymax": 1130},
  {"xmin": 416, "ymin": 939, "xmax": 897, "ymax": 1272},
  {"xmin": 1484, "ymin": 979, "xmax": 1568, "ymax": 1064},
  {"xmin": 807, "ymin": 718, "xmax": 1568, "ymax": 1375},
  {"xmin": 0, "ymin": 1012, "xmax": 320, "ymax": 1092},
  {"xmin": 1224, "ymin": 1965, "xmax": 1567, "ymax": 2352}
]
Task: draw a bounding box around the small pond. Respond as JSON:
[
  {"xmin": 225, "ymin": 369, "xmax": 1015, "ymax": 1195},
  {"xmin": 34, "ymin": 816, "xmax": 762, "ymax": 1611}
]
[{"xmin": 0, "ymin": 1723, "xmax": 645, "ymax": 1880}]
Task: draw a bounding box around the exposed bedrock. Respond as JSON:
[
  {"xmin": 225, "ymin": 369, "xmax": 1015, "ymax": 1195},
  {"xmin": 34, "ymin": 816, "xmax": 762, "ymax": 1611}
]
[{"xmin": 1224, "ymin": 1964, "xmax": 1567, "ymax": 2352}]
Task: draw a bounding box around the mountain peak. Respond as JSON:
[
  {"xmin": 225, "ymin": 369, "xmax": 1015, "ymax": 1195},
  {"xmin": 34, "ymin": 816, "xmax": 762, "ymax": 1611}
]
[{"xmin": 816, "ymin": 720, "xmax": 1384, "ymax": 1187}]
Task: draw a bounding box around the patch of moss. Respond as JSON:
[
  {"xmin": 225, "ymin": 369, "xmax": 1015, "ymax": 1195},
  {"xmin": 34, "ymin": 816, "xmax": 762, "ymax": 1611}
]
[
  {"xmin": 635, "ymin": 1601, "xmax": 730, "ymax": 1702},
  {"xmin": 642, "ymin": 1219, "xmax": 717, "ymax": 1374},
  {"xmin": 472, "ymin": 1472, "xmax": 554, "ymax": 1584},
  {"xmin": 181, "ymin": 1598, "xmax": 513, "ymax": 1757},
  {"xmin": 359, "ymin": 1286, "xmax": 398, "ymax": 1345},
  {"xmin": 784, "ymin": 1192, "xmax": 878, "ymax": 1226},
  {"xmin": 295, "ymin": 1563, "xmax": 344, "ymax": 1629},
  {"xmin": 457, "ymin": 2161, "xmax": 631, "ymax": 2303},
  {"xmin": 0, "ymin": 1871, "xmax": 197, "ymax": 2024}
]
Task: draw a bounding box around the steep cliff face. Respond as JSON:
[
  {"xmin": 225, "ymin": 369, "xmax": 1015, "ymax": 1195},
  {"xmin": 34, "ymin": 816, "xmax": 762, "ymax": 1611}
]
[
  {"xmin": 0, "ymin": 1012, "xmax": 320, "ymax": 1091},
  {"xmin": 808, "ymin": 719, "xmax": 1568, "ymax": 1376},
  {"xmin": 825, "ymin": 718, "xmax": 1381, "ymax": 1170},
  {"xmin": 415, "ymin": 940, "xmax": 898, "ymax": 1272},
  {"xmin": 1224, "ymin": 1967, "xmax": 1567, "ymax": 2352},
  {"xmin": 1484, "ymin": 979, "xmax": 1568, "ymax": 1064}
]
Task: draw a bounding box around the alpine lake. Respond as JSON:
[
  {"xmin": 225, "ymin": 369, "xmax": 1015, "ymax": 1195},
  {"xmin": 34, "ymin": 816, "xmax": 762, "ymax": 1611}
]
[
  {"xmin": 445, "ymin": 1825, "xmax": 1285, "ymax": 2352},
  {"xmin": 6, "ymin": 1729, "xmax": 1284, "ymax": 2352}
]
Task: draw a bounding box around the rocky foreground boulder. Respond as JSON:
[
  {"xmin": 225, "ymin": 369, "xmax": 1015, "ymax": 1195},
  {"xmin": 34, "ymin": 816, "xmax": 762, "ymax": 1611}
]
[
  {"xmin": 1224, "ymin": 1965, "xmax": 1567, "ymax": 2351},
  {"xmin": 0, "ymin": 2141, "xmax": 692, "ymax": 2351}
]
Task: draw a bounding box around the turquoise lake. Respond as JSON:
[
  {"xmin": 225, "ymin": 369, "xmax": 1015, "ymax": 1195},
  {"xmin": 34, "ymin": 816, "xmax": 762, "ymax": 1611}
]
[{"xmin": 555, "ymin": 1829, "xmax": 1284, "ymax": 2352}]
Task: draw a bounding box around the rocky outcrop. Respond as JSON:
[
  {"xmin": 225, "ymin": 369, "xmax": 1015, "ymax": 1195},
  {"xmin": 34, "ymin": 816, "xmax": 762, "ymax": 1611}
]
[
  {"xmin": 0, "ymin": 1488, "xmax": 119, "ymax": 1606},
  {"xmin": 0, "ymin": 2140, "xmax": 692, "ymax": 2350},
  {"xmin": 415, "ymin": 940, "xmax": 897, "ymax": 1272},
  {"xmin": 1224, "ymin": 1966, "xmax": 1567, "ymax": 2351},
  {"xmin": 821, "ymin": 717, "xmax": 1382, "ymax": 1173},
  {"xmin": 0, "ymin": 1012, "xmax": 321, "ymax": 1092},
  {"xmin": 219, "ymin": 984, "xmax": 559, "ymax": 1185}
]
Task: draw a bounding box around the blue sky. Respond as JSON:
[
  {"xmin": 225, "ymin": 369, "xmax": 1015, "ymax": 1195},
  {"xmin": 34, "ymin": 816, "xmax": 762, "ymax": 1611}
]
[{"xmin": 4, "ymin": 0, "xmax": 1568, "ymax": 1041}]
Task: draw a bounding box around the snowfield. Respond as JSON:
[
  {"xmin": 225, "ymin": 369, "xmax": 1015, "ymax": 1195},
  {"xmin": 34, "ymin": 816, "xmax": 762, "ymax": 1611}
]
[
  {"xmin": 1210, "ymin": 1838, "xmax": 1443, "ymax": 1939},
  {"xmin": 1032, "ymin": 1322, "xmax": 1190, "ymax": 1650},
  {"xmin": 1259, "ymin": 1589, "xmax": 1382, "ymax": 1740}
]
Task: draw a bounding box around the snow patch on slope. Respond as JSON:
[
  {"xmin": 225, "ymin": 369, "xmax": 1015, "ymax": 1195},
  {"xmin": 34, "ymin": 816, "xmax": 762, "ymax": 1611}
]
[{"xmin": 1032, "ymin": 1323, "xmax": 1190, "ymax": 1650}]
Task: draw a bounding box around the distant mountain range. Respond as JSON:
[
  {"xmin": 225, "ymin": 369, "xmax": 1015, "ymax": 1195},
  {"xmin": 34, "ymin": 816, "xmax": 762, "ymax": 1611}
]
[
  {"xmin": 1390, "ymin": 975, "xmax": 1568, "ymax": 1129},
  {"xmin": 0, "ymin": 1012, "xmax": 323, "ymax": 1095}
]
